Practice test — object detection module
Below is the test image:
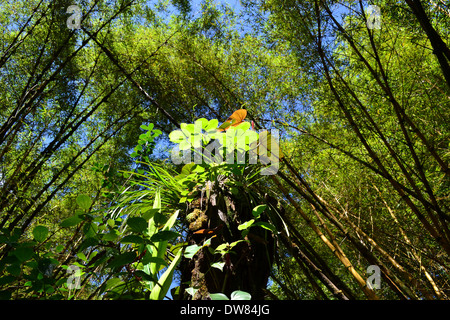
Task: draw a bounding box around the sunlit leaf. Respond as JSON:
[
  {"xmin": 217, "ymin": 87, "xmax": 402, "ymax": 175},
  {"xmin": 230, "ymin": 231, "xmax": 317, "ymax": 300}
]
[{"xmin": 32, "ymin": 226, "xmax": 48, "ymax": 243}]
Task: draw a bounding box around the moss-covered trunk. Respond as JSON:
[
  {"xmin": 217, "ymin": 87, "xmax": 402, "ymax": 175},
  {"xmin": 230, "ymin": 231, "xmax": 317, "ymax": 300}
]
[{"xmin": 179, "ymin": 180, "xmax": 275, "ymax": 300}]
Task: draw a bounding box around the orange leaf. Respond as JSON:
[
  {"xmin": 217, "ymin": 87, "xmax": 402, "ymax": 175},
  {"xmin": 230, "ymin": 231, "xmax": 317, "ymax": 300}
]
[
  {"xmin": 217, "ymin": 109, "xmax": 247, "ymax": 132},
  {"xmin": 193, "ymin": 229, "xmax": 215, "ymax": 235}
]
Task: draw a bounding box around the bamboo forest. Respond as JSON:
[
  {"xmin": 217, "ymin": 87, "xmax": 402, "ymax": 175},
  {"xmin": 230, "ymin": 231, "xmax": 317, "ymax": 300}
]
[{"xmin": 0, "ymin": 0, "xmax": 449, "ymax": 302}]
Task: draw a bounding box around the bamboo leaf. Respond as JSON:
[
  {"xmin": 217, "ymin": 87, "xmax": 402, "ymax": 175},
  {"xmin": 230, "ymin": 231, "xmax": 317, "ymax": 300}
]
[{"xmin": 149, "ymin": 248, "xmax": 183, "ymax": 300}]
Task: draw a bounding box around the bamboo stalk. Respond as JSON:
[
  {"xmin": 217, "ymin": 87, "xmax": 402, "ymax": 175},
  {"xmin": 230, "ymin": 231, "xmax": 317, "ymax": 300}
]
[
  {"xmin": 373, "ymin": 184, "xmax": 446, "ymax": 299},
  {"xmin": 271, "ymin": 175, "xmax": 379, "ymax": 299}
]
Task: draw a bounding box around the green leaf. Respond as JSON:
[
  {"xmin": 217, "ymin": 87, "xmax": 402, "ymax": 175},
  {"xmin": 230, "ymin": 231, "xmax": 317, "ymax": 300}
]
[
  {"xmin": 104, "ymin": 278, "xmax": 124, "ymax": 291},
  {"xmin": 78, "ymin": 237, "xmax": 98, "ymax": 252},
  {"xmin": 192, "ymin": 165, "xmax": 205, "ymax": 173},
  {"xmin": 134, "ymin": 270, "xmax": 157, "ymax": 282},
  {"xmin": 204, "ymin": 119, "xmax": 219, "ymax": 131},
  {"xmin": 77, "ymin": 252, "xmax": 87, "ymax": 261},
  {"xmin": 238, "ymin": 219, "xmax": 255, "ymax": 230},
  {"xmin": 127, "ymin": 217, "xmax": 148, "ymax": 233},
  {"xmin": 209, "ymin": 293, "xmax": 230, "ymax": 300},
  {"xmin": 106, "ymin": 252, "xmax": 136, "ymax": 269},
  {"xmin": 181, "ymin": 123, "xmax": 195, "ymax": 134},
  {"xmin": 76, "ymin": 194, "xmax": 92, "ymax": 210},
  {"xmin": 254, "ymin": 221, "xmax": 277, "ymax": 232},
  {"xmin": 140, "ymin": 123, "xmax": 154, "ymax": 131},
  {"xmin": 194, "ymin": 118, "xmax": 209, "ymax": 130},
  {"xmin": 60, "ymin": 215, "xmax": 83, "ymax": 227},
  {"xmin": 149, "ymin": 248, "xmax": 183, "ymax": 300},
  {"xmin": 83, "ymin": 222, "xmax": 98, "ymax": 238},
  {"xmin": 180, "ymin": 163, "xmax": 195, "ymax": 176},
  {"xmin": 215, "ymin": 243, "xmax": 229, "ymax": 253},
  {"xmin": 6, "ymin": 264, "xmax": 21, "ymax": 276},
  {"xmin": 121, "ymin": 235, "xmax": 144, "ymax": 244},
  {"xmin": 102, "ymin": 230, "xmax": 119, "ymax": 242},
  {"xmin": 150, "ymin": 231, "xmax": 180, "ymax": 242},
  {"xmin": 169, "ymin": 130, "xmax": 187, "ymax": 144},
  {"xmin": 230, "ymin": 240, "xmax": 244, "ymax": 248},
  {"xmin": 141, "ymin": 255, "xmax": 167, "ymax": 267},
  {"xmin": 185, "ymin": 287, "xmax": 198, "ymax": 297},
  {"xmin": 107, "ymin": 219, "xmax": 115, "ymax": 228},
  {"xmin": 211, "ymin": 261, "xmax": 225, "ymax": 271},
  {"xmin": 32, "ymin": 226, "xmax": 48, "ymax": 243},
  {"xmin": 184, "ymin": 244, "xmax": 201, "ymax": 259},
  {"xmin": 12, "ymin": 247, "xmax": 34, "ymax": 262},
  {"xmin": 231, "ymin": 290, "xmax": 251, "ymax": 300},
  {"xmin": 139, "ymin": 133, "xmax": 150, "ymax": 141},
  {"xmin": 252, "ymin": 205, "xmax": 267, "ymax": 218},
  {"xmin": 142, "ymin": 208, "xmax": 159, "ymax": 221}
]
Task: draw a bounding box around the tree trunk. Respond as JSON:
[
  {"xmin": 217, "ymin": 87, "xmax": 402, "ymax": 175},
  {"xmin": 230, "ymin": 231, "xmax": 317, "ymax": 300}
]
[{"xmin": 179, "ymin": 180, "xmax": 275, "ymax": 300}]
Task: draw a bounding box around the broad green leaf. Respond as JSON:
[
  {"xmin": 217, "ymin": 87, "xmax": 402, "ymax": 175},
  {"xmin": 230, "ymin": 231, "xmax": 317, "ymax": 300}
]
[
  {"xmin": 6, "ymin": 264, "xmax": 21, "ymax": 276},
  {"xmin": 138, "ymin": 133, "xmax": 149, "ymax": 141},
  {"xmin": 142, "ymin": 208, "xmax": 160, "ymax": 221},
  {"xmin": 78, "ymin": 237, "xmax": 99, "ymax": 252},
  {"xmin": 194, "ymin": 118, "xmax": 208, "ymax": 130},
  {"xmin": 181, "ymin": 123, "xmax": 195, "ymax": 134},
  {"xmin": 211, "ymin": 261, "xmax": 225, "ymax": 271},
  {"xmin": 77, "ymin": 252, "xmax": 87, "ymax": 261},
  {"xmin": 32, "ymin": 225, "xmax": 48, "ymax": 243},
  {"xmin": 180, "ymin": 163, "xmax": 195, "ymax": 176},
  {"xmin": 104, "ymin": 278, "xmax": 124, "ymax": 291},
  {"xmin": 140, "ymin": 124, "xmax": 154, "ymax": 131},
  {"xmin": 150, "ymin": 231, "xmax": 180, "ymax": 242},
  {"xmin": 185, "ymin": 287, "xmax": 199, "ymax": 297},
  {"xmin": 12, "ymin": 247, "xmax": 34, "ymax": 262},
  {"xmin": 76, "ymin": 194, "xmax": 92, "ymax": 210},
  {"xmin": 102, "ymin": 230, "xmax": 119, "ymax": 242},
  {"xmin": 192, "ymin": 165, "xmax": 205, "ymax": 173},
  {"xmin": 252, "ymin": 205, "xmax": 267, "ymax": 218},
  {"xmin": 184, "ymin": 244, "xmax": 201, "ymax": 259},
  {"xmin": 169, "ymin": 129, "xmax": 186, "ymax": 144},
  {"xmin": 141, "ymin": 255, "xmax": 167, "ymax": 267},
  {"xmin": 107, "ymin": 219, "xmax": 115, "ymax": 228},
  {"xmin": 231, "ymin": 290, "xmax": 252, "ymax": 300},
  {"xmin": 216, "ymin": 242, "xmax": 229, "ymax": 251},
  {"xmin": 230, "ymin": 240, "xmax": 244, "ymax": 248},
  {"xmin": 60, "ymin": 215, "xmax": 83, "ymax": 228},
  {"xmin": 209, "ymin": 293, "xmax": 230, "ymax": 300},
  {"xmin": 106, "ymin": 252, "xmax": 136, "ymax": 269},
  {"xmin": 127, "ymin": 217, "xmax": 148, "ymax": 233},
  {"xmin": 238, "ymin": 219, "xmax": 255, "ymax": 230},
  {"xmin": 204, "ymin": 119, "xmax": 219, "ymax": 131},
  {"xmin": 254, "ymin": 221, "xmax": 277, "ymax": 232},
  {"xmin": 134, "ymin": 270, "xmax": 157, "ymax": 282},
  {"xmin": 83, "ymin": 222, "xmax": 98, "ymax": 238},
  {"xmin": 121, "ymin": 235, "xmax": 144, "ymax": 244}
]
